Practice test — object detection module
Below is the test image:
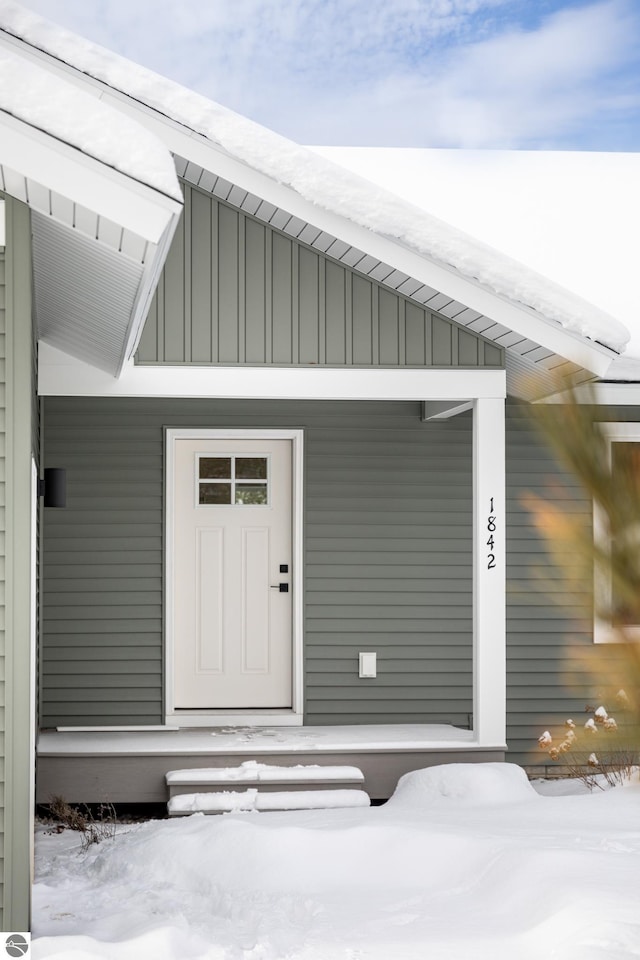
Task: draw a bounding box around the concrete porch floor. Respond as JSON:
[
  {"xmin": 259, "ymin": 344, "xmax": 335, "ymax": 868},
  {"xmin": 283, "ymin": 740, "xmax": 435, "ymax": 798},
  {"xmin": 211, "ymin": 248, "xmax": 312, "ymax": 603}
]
[{"xmin": 36, "ymin": 724, "xmax": 506, "ymax": 803}]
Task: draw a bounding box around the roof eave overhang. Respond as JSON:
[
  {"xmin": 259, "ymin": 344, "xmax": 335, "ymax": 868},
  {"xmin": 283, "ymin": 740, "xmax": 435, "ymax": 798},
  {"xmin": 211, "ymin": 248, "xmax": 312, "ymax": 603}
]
[
  {"xmin": 0, "ymin": 109, "xmax": 183, "ymax": 377},
  {"xmin": 1, "ymin": 109, "xmax": 181, "ymax": 242}
]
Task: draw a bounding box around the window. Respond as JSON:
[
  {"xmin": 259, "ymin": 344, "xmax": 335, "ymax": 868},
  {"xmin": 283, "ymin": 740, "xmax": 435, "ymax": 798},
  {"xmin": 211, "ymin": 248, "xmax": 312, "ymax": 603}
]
[
  {"xmin": 594, "ymin": 424, "xmax": 640, "ymax": 643},
  {"xmin": 197, "ymin": 454, "xmax": 269, "ymax": 506}
]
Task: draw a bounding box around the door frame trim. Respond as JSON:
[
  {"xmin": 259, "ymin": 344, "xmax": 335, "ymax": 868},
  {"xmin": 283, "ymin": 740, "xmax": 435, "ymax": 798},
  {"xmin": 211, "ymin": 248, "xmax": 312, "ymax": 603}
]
[{"xmin": 164, "ymin": 427, "xmax": 304, "ymax": 727}]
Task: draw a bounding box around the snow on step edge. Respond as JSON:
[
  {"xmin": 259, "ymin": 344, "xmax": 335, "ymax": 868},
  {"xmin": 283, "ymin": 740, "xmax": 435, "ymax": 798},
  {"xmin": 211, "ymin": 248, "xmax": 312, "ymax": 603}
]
[
  {"xmin": 166, "ymin": 761, "xmax": 365, "ymax": 784},
  {"xmin": 168, "ymin": 788, "xmax": 371, "ymax": 814}
]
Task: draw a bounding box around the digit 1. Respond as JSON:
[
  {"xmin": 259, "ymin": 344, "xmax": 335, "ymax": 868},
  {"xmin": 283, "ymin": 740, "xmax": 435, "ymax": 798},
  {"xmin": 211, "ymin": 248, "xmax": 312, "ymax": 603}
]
[{"xmin": 489, "ymin": 497, "xmax": 494, "ymax": 512}]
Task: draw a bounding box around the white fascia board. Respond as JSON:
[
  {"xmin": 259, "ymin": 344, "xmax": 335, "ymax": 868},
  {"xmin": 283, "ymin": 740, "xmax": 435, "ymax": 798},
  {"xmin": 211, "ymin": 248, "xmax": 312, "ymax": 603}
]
[
  {"xmin": 117, "ymin": 210, "xmax": 182, "ymax": 375},
  {"xmin": 38, "ymin": 343, "xmax": 506, "ymax": 401},
  {"xmin": 591, "ymin": 383, "xmax": 640, "ymax": 405},
  {"xmin": 538, "ymin": 382, "xmax": 640, "ymax": 405},
  {"xmin": 94, "ymin": 105, "xmax": 615, "ymax": 378},
  {"xmin": 0, "ymin": 110, "xmax": 182, "ymax": 243}
]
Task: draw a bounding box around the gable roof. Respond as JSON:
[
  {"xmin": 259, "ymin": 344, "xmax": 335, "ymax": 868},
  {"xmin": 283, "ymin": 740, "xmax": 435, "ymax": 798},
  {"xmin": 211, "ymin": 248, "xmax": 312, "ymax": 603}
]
[{"xmin": 0, "ymin": 2, "xmax": 627, "ymax": 392}]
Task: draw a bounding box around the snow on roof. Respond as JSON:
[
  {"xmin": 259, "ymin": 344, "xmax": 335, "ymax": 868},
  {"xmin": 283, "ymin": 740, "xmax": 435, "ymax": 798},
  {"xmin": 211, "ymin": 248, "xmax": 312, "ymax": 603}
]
[
  {"xmin": 0, "ymin": 42, "xmax": 181, "ymax": 201},
  {"xmin": 0, "ymin": 2, "xmax": 629, "ymax": 355},
  {"xmin": 312, "ymin": 146, "xmax": 638, "ymax": 358}
]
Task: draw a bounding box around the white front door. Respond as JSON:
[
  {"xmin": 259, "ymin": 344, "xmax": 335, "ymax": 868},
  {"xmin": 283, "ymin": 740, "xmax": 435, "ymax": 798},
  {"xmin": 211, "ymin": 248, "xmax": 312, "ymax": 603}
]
[{"xmin": 171, "ymin": 435, "xmax": 293, "ymax": 709}]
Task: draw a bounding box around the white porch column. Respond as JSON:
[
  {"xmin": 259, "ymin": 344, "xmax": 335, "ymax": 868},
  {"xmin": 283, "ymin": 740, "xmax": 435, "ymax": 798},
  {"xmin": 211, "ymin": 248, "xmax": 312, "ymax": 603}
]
[{"xmin": 473, "ymin": 397, "xmax": 506, "ymax": 747}]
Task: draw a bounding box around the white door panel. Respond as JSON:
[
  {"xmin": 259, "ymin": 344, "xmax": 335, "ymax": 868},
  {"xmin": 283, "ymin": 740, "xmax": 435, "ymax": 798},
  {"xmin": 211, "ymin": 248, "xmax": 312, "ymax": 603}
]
[{"xmin": 172, "ymin": 437, "xmax": 292, "ymax": 708}]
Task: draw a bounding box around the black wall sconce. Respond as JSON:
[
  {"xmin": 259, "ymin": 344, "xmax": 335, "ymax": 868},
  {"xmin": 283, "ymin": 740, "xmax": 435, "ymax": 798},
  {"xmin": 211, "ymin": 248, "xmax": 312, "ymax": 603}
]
[{"xmin": 38, "ymin": 468, "xmax": 66, "ymax": 508}]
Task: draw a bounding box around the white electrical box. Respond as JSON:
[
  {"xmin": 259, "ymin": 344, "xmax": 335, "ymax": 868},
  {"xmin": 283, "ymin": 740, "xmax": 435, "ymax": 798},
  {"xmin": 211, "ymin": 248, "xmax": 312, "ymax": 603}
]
[{"xmin": 359, "ymin": 651, "xmax": 377, "ymax": 678}]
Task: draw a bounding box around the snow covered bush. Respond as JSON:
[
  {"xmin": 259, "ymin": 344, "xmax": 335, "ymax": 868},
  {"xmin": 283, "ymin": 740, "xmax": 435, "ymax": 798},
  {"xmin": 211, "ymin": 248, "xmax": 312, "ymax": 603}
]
[
  {"xmin": 538, "ymin": 696, "xmax": 638, "ymax": 789},
  {"xmin": 387, "ymin": 762, "xmax": 537, "ymax": 808}
]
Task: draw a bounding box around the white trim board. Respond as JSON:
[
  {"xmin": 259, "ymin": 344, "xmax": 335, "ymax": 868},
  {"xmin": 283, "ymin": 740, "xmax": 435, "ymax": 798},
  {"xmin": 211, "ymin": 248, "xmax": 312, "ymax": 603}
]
[
  {"xmin": 472, "ymin": 398, "xmax": 506, "ymax": 746},
  {"xmin": 164, "ymin": 428, "xmax": 305, "ymax": 727},
  {"xmin": 39, "ymin": 343, "xmax": 507, "ymax": 400},
  {"xmin": 595, "ymin": 384, "xmax": 640, "ymax": 404}
]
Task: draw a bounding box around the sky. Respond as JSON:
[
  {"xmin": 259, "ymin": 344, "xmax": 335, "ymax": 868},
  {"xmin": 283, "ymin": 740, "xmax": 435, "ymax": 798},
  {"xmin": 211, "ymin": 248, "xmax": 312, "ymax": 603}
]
[{"xmin": 20, "ymin": 0, "xmax": 640, "ymax": 149}]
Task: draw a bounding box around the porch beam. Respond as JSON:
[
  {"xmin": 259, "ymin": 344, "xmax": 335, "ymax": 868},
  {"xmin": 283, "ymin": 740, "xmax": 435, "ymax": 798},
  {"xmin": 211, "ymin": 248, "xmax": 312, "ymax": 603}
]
[
  {"xmin": 472, "ymin": 397, "xmax": 506, "ymax": 748},
  {"xmin": 39, "ymin": 343, "xmax": 507, "ymax": 401}
]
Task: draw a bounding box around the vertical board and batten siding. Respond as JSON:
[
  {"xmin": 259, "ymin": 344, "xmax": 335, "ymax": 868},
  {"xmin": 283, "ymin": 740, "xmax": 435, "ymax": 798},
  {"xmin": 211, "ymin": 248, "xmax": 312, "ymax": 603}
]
[
  {"xmin": 136, "ymin": 183, "xmax": 504, "ymax": 370},
  {"xmin": 41, "ymin": 398, "xmax": 473, "ymax": 729}
]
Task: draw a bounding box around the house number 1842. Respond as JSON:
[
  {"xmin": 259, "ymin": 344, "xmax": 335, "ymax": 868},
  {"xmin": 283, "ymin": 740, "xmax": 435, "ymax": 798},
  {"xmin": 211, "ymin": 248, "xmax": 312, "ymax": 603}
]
[{"xmin": 487, "ymin": 497, "xmax": 496, "ymax": 570}]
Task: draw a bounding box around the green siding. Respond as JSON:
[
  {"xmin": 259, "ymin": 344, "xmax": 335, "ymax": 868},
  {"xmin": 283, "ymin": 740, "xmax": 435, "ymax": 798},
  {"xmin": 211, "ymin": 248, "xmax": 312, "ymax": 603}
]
[
  {"xmin": 136, "ymin": 183, "xmax": 504, "ymax": 370},
  {"xmin": 2, "ymin": 196, "xmax": 35, "ymax": 931},
  {"xmin": 0, "ymin": 227, "xmax": 5, "ymax": 927},
  {"xmin": 41, "ymin": 398, "xmax": 473, "ymax": 728}
]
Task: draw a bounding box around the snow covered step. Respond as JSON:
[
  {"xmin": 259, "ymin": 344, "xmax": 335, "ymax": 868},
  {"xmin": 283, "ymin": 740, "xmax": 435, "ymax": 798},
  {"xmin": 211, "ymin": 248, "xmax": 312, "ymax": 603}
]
[
  {"xmin": 166, "ymin": 761, "xmax": 365, "ymax": 799},
  {"xmin": 168, "ymin": 788, "xmax": 371, "ymax": 816}
]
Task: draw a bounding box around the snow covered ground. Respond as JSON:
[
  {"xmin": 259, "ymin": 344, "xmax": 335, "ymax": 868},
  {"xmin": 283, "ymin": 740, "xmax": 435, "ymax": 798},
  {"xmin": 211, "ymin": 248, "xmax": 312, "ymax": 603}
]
[{"xmin": 32, "ymin": 763, "xmax": 640, "ymax": 960}]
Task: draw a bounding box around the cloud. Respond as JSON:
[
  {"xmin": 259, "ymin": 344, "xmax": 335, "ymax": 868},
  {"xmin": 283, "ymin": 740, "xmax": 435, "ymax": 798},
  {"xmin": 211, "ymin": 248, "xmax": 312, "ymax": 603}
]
[
  {"xmin": 21, "ymin": 0, "xmax": 640, "ymax": 148},
  {"xmin": 19, "ymin": 0, "xmax": 512, "ymax": 103},
  {"xmin": 419, "ymin": 0, "xmax": 640, "ymax": 147},
  {"xmin": 287, "ymin": 0, "xmax": 640, "ymax": 147}
]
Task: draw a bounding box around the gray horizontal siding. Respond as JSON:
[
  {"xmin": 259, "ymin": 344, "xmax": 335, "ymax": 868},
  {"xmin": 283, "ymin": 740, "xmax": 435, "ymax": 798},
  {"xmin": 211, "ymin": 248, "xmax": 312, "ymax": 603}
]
[
  {"xmin": 41, "ymin": 398, "xmax": 473, "ymax": 728},
  {"xmin": 42, "ymin": 395, "xmax": 640, "ymax": 764},
  {"xmin": 506, "ymin": 399, "xmax": 605, "ymax": 768},
  {"xmin": 136, "ymin": 183, "xmax": 504, "ymax": 370}
]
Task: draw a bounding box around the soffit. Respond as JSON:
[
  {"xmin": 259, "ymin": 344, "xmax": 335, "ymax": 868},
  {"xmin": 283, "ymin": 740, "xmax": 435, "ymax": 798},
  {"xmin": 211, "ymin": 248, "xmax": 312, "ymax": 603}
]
[{"xmin": 32, "ymin": 212, "xmax": 144, "ymax": 373}]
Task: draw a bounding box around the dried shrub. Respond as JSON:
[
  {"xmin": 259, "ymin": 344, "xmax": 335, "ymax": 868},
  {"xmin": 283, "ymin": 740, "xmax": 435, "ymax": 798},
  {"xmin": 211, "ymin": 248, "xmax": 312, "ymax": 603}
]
[{"xmin": 47, "ymin": 795, "xmax": 117, "ymax": 850}]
